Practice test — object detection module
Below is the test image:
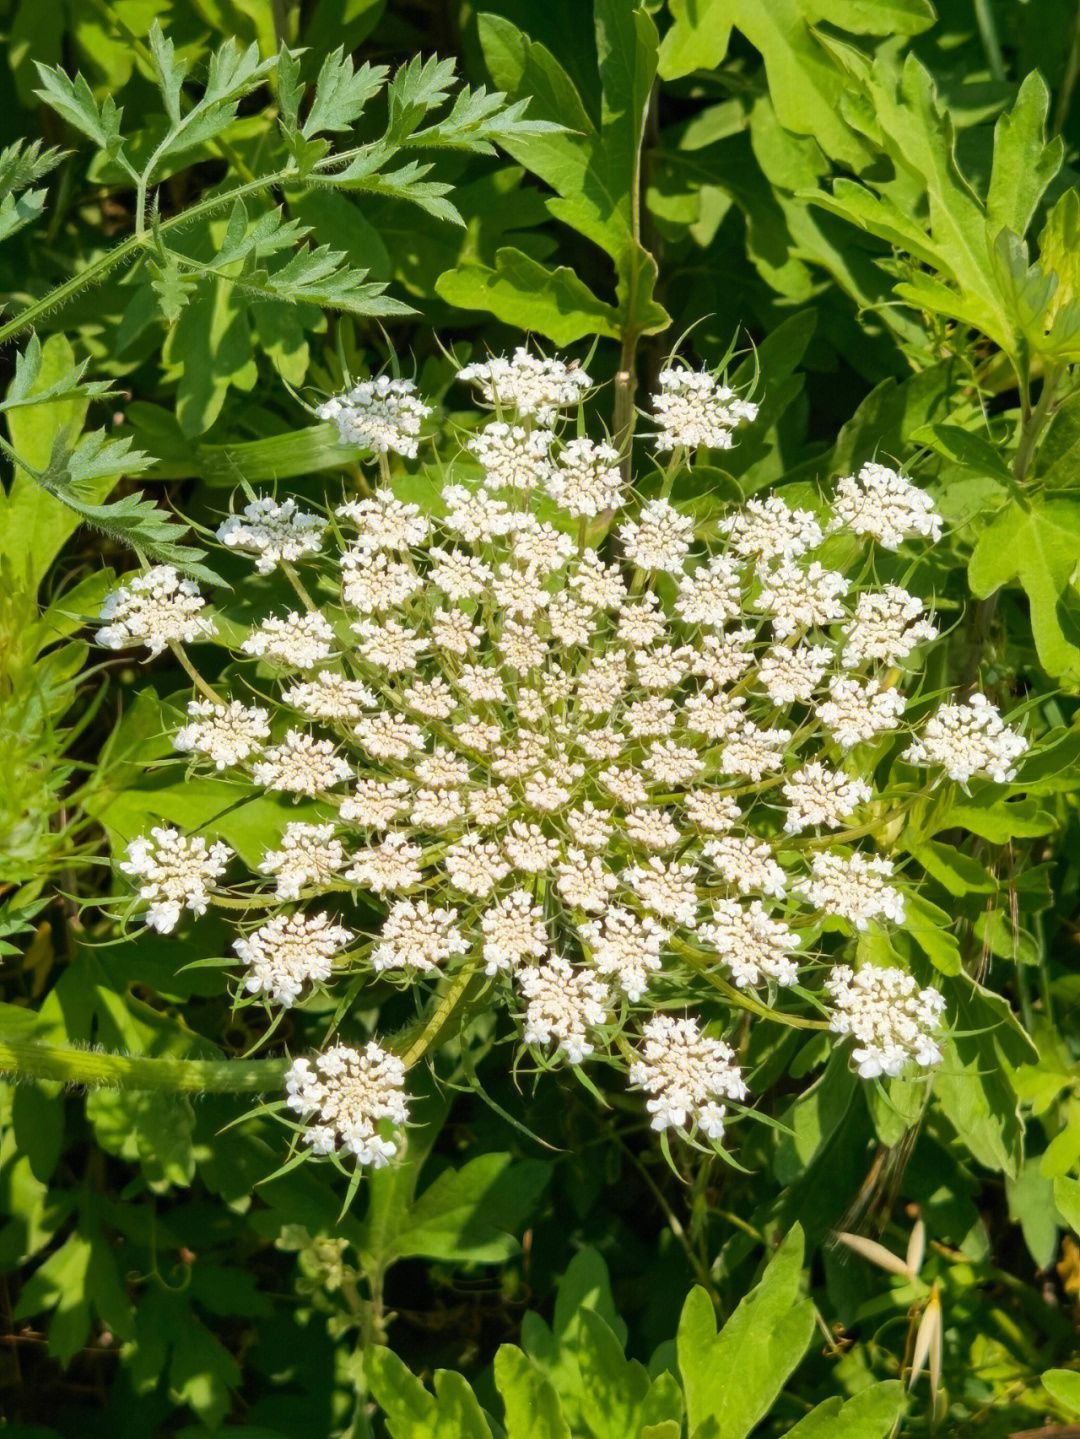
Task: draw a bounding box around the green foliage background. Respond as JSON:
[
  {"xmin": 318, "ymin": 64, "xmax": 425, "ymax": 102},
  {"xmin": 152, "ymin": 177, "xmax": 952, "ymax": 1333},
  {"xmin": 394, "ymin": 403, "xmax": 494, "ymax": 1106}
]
[{"xmin": 3, "ymin": 0, "xmax": 1080, "ymax": 1434}]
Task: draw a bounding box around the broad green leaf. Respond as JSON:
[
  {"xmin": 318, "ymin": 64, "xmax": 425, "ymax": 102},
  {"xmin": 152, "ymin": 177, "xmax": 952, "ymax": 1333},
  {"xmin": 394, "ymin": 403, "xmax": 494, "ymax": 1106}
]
[
  {"xmin": 934, "ymin": 977, "xmax": 1032, "ymax": 1178},
  {"xmin": 390, "ymin": 1153, "xmax": 550, "ymax": 1264},
  {"xmin": 0, "ymin": 333, "xmax": 106, "ymax": 585},
  {"xmin": 968, "ymin": 496, "xmax": 1080, "ymax": 678},
  {"xmin": 784, "ymin": 1381, "xmax": 907, "ymax": 1437},
  {"xmin": 367, "ymin": 1345, "xmax": 493, "ymax": 1438},
  {"xmin": 162, "ymin": 277, "xmax": 259, "ymax": 437},
  {"xmin": 478, "ymin": 2, "xmax": 668, "ymax": 338},
  {"xmin": 799, "ymin": 0, "xmax": 934, "ymax": 32},
  {"xmin": 985, "ymin": 73, "xmax": 1063, "ymax": 246},
  {"xmin": 729, "ymin": 0, "xmax": 872, "ymax": 170},
  {"xmin": 901, "ymin": 892, "xmax": 962, "ymax": 976},
  {"xmin": 910, "ymin": 422, "xmax": 1015, "ymax": 487},
  {"xmin": 575, "ymin": 1308, "xmax": 651, "ymax": 1439},
  {"xmin": 1007, "ymin": 1160, "xmax": 1059, "ymax": 1270},
  {"xmin": 658, "ymin": 0, "xmax": 732, "ymax": 81},
  {"xmin": 436, "ymin": 249, "xmax": 621, "ymax": 343},
  {"xmin": 678, "ymin": 1226, "xmax": 816, "ymax": 1439},
  {"xmin": 1042, "ymin": 1368, "xmax": 1080, "ymax": 1418},
  {"xmin": 495, "ymin": 1346, "xmax": 571, "ymax": 1439},
  {"xmin": 1054, "ymin": 1174, "xmax": 1080, "ymax": 1234},
  {"xmin": 774, "ymin": 1050, "xmax": 858, "ymax": 1183}
]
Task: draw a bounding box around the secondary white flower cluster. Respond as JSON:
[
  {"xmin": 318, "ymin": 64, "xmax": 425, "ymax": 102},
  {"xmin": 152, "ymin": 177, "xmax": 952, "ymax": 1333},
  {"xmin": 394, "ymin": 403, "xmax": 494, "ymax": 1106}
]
[
  {"xmin": 96, "ymin": 566, "xmax": 214, "ymax": 657},
  {"xmin": 285, "ymin": 1042, "xmax": 408, "ymax": 1165},
  {"xmin": 825, "ymin": 964, "xmax": 946, "ymax": 1078},
  {"xmin": 316, "ymin": 376, "xmax": 432, "ymax": 458},
  {"xmin": 905, "ymin": 693, "xmax": 1029, "ymax": 784},
  {"xmin": 119, "ymin": 826, "xmax": 232, "ymax": 933},
  {"xmin": 98, "ymin": 347, "xmax": 1032, "ymax": 1165}
]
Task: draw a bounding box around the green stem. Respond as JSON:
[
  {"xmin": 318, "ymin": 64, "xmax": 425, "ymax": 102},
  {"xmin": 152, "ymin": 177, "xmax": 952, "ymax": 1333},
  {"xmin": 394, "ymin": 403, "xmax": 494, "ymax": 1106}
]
[
  {"xmin": 0, "ymin": 1036, "xmax": 287, "ymax": 1092},
  {"xmin": 671, "ymin": 939, "xmax": 828, "ymax": 1029}
]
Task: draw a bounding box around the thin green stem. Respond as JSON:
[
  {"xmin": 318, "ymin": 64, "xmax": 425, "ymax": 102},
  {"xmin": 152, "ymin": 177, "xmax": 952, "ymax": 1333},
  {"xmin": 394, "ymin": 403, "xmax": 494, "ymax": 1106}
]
[
  {"xmin": 671, "ymin": 939, "xmax": 828, "ymax": 1029},
  {"xmin": 168, "ymin": 638, "xmax": 224, "ymax": 704}
]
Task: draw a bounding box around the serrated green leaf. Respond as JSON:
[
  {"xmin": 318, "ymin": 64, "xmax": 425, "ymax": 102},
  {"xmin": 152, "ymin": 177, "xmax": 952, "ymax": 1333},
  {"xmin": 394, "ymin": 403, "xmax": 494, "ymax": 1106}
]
[
  {"xmin": 968, "ymin": 496, "xmax": 1080, "ymax": 678},
  {"xmin": 303, "ymin": 48, "xmax": 387, "ymax": 137},
  {"xmin": 33, "ymin": 64, "xmax": 125, "ymax": 155},
  {"xmin": 658, "ymin": 0, "xmax": 732, "ymax": 81}
]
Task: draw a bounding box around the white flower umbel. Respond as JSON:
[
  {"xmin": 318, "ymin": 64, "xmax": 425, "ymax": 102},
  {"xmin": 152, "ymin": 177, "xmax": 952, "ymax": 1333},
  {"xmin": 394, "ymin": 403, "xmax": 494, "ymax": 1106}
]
[
  {"xmin": 699, "ymin": 900, "xmax": 798, "ymax": 988},
  {"xmin": 905, "ymin": 694, "xmax": 1028, "ymax": 784},
  {"xmin": 237, "ymin": 912, "xmax": 351, "ymax": 1005},
  {"xmin": 259, "ymin": 823, "xmax": 347, "ymax": 900},
  {"xmin": 116, "ymin": 355, "xmax": 1028, "ymax": 1158},
  {"xmin": 781, "ymin": 762, "xmax": 872, "ymax": 834},
  {"xmin": 830, "ymin": 462, "xmax": 943, "ymax": 550},
  {"xmin": 815, "ymin": 676, "xmax": 906, "ymax": 750},
  {"xmin": 243, "ymin": 612, "xmax": 335, "ymax": 670},
  {"xmin": 718, "ymin": 497, "xmax": 822, "ymax": 563},
  {"xmin": 175, "ymin": 699, "xmax": 270, "ymax": 769},
  {"xmin": 457, "ymin": 347, "xmax": 591, "ymax": 422},
  {"xmin": 373, "ymin": 899, "xmax": 466, "ymax": 973},
  {"xmin": 217, "ymin": 496, "xmax": 326, "ymax": 573},
  {"xmin": 97, "ymin": 565, "xmax": 213, "ymax": 656},
  {"xmin": 651, "ymin": 368, "xmax": 758, "ymax": 452},
  {"xmin": 579, "ymin": 907, "xmax": 667, "ymax": 1000},
  {"xmin": 704, "ymin": 835, "xmax": 787, "ymax": 900},
  {"xmin": 119, "ymin": 826, "xmax": 232, "ymax": 933},
  {"xmin": 545, "ymin": 436, "xmax": 624, "ymax": 517},
  {"xmin": 317, "ymin": 377, "xmax": 431, "ymax": 458},
  {"xmin": 756, "ymin": 560, "xmax": 849, "ymax": 638},
  {"xmin": 337, "ymin": 492, "xmax": 430, "ymax": 551},
  {"xmin": 624, "ymin": 857, "xmax": 699, "ymax": 926},
  {"xmin": 253, "ymin": 730, "xmax": 353, "ymax": 796},
  {"xmin": 469, "ymin": 421, "xmax": 553, "ymax": 492},
  {"xmin": 796, "ymin": 852, "xmax": 905, "ymax": 929},
  {"xmin": 346, "ymin": 833, "xmax": 423, "ymax": 892},
  {"xmin": 517, "ymin": 956, "xmax": 610, "ymax": 1063},
  {"xmin": 286, "ymin": 1042, "xmax": 408, "ymax": 1165},
  {"xmin": 629, "ymin": 1015, "xmax": 747, "ymax": 1137},
  {"xmin": 619, "ymin": 498, "xmax": 695, "ymax": 573},
  {"xmin": 284, "ymin": 671, "xmax": 377, "ymax": 721},
  {"xmin": 826, "ymin": 964, "xmax": 945, "ymax": 1078},
  {"xmin": 842, "ymin": 587, "xmax": 937, "ymax": 668},
  {"xmin": 481, "ymin": 890, "xmax": 549, "ymax": 974},
  {"xmin": 341, "ymin": 549, "xmax": 421, "ymax": 613}
]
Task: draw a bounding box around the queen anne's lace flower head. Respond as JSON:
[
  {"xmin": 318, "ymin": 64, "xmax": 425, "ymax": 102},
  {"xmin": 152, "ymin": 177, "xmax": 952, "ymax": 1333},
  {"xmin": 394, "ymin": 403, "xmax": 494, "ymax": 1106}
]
[
  {"xmin": 237, "ymin": 912, "xmax": 351, "ymax": 1005},
  {"xmin": 830, "ymin": 462, "xmax": 943, "ymax": 550},
  {"xmin": 243, "ymin": 611, "xmax": 335, "ymax": 670},
  {"xmin": 651, "ymin": 368, "xmax": 758, "ymax": 452},
  {"xmin": 796, "ymin": 852, "xmax": 905, "ymax": 930},
  {"xmin": 629, "ymin": 1015, "xmax": 747, "ymax": 1137},
  {"xmin": 217, "ymin": 497, "xmax": 326, "ymax": 573},
  {"xmin": 826, "ymin": 964, "xmax": 945, "ymax": 1078},
  {"xmin": 259, "ymin": 823, "xmax": 347, "ymax": 899},
  {"xmin": 97, "ymin": 566, "xmax": 213, "ymax": 656},
  {"xmin": 517, "ymin": 957, "xmax": 610, "ymax": 1063},
  {"xmin": 905, "ymin": 694, "xmax": 1028, "ymax": 784},
  {"xmin": 103, "ymin": 348, "xmax": 1028, "ymax": 1167},
  {"xmin": 457, "ymin": 348, "xmax": 591, "ymax": 422},
  {"xmin": 119, "ymin": 826, "xmax": 231, "ymax": 933},
  {"xmin": 286, "ymin": 1042, "xmax": 408, "ymax": 1164},
  {"xmin": 317, "ymin": 377, "xmax": 431, "ymax": 458},
  {"xmin": 175, "ymin": 699, "xmax": 270, "ymax": 769}
]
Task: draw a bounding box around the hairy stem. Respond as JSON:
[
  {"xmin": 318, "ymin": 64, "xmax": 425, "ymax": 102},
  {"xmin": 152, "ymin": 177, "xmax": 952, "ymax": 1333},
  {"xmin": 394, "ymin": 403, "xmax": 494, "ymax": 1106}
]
[{"xmin": 0, "ymin": 1036, "xmax": 288, "ymax": 1092}]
